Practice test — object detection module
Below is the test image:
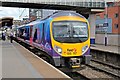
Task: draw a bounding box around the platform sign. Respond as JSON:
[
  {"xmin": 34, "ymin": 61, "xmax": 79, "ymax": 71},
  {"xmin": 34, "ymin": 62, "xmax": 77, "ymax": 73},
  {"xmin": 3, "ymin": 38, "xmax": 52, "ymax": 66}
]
[{"xmin": 103, "ymin": 23, "xmax": 108, "ymax": 27}]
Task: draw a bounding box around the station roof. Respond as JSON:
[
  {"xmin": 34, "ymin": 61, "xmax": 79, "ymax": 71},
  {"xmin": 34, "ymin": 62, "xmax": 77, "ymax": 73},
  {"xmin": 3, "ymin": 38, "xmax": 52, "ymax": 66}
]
[
  {"xmin": 1, "ymin": 1, "xmax": 104, "ymax": 14},
  {"xmin": 0, "ymin": 17, "xmax": 13, "ymax": 28}
]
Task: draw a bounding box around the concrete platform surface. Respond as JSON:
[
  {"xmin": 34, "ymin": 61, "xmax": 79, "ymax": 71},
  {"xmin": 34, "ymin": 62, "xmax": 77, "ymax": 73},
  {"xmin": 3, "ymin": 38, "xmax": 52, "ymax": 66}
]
[
  {"xmin": 2, "ymin": 40, "xmax": 42, "ymax": 78},
  {"xmin": 91, "ymin": 44, "xmax": 119, "ymax": 54},
  {"xmin": 1, "ymin": 40, "xmax": 71, "ymax": 79}
]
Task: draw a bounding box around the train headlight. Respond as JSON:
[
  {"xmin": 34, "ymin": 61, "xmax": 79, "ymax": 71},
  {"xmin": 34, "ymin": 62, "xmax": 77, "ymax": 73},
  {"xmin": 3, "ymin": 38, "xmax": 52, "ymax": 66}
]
[
  {"xmin": 54, "ymin": 46, "xmax": 62, "ymax": 54},
  {"xmin": 82, "ymin": 45, "xmax": 88, "ymax": 54}
]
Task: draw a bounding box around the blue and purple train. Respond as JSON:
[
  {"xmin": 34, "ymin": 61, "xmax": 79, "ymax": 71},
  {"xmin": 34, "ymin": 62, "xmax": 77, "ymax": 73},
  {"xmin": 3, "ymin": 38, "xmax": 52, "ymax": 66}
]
[{"xmin": 16, "ymin": 11, "xmax": 91, "ymax": 71}]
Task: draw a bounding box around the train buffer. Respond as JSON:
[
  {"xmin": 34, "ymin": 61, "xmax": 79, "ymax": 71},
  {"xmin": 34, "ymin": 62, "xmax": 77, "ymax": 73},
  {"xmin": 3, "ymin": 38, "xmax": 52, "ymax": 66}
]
[
  {"xmin": 1, "ymin": 40, "xmax": 71, "ymax": 79},
  {"xmin": 90, "ymin": 44, "xmax": 119, "ymax": 54}
]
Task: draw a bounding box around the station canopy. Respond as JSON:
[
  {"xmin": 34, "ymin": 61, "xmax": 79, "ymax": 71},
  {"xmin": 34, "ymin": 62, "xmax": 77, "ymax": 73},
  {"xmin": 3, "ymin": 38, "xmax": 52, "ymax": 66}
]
[{"xmin": 0, "ymin": 17, "xmax": 13, "ymax": 28}]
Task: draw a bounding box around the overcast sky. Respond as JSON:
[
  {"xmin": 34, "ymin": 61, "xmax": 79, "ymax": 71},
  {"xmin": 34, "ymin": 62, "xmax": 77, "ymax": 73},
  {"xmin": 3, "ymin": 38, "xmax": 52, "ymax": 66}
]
[{"xmin": 0, "ymin": 7, "xmax": 29, "ymax": 20}]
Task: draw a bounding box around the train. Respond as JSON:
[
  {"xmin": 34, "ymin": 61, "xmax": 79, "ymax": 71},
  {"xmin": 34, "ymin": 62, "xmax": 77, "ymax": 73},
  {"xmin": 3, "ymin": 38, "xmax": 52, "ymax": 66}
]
[{"xmin": 15, "ymin": 11, "xmax": 91, "ymax": 71}]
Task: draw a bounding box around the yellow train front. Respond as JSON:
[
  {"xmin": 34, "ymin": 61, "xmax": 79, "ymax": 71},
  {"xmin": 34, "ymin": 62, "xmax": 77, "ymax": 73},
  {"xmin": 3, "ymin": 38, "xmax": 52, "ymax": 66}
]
[{"xmin": 50, "ymin": 11, "xmax": 91, "ymax": 71}]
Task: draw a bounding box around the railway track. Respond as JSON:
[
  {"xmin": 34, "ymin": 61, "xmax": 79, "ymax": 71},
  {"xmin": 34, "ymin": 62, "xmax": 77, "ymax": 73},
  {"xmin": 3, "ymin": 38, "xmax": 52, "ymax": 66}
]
[
  {"xmin": 58, "ymin": 67, "xmax": 90, "ymax": 80},
  {"xmin": 76, "ymin": 59, "xmax": 120, "ymax": 79},
  {"xmin": 66, "ymin": 72, "xmax": 90, "ymax": 80},
  {"xmin": 77, "ymin": 66, "xmax": 112, "ymax": 79},
  {"xmin": 58, "ymin": 58, "xmax": 120, "ymax": 79},
  {"xmin": 88, "ymin": 59, "xmax": 120, "ymax": 78},
  {"xmin": 53, "ymin": 59, "xmax": 120, "ymax": 79}
]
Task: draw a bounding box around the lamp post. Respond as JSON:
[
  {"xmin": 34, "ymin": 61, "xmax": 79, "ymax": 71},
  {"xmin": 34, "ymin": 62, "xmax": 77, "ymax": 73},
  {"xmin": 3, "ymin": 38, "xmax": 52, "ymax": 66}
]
[{"xmin": 104, "ymin": 1, "xmax": 108, "ymax": 46}]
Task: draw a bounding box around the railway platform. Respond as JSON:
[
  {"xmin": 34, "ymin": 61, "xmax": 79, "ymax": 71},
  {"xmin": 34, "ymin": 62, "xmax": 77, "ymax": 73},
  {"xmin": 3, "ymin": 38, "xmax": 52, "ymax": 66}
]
[
  {"xmin": 1, "ymin": 40, "xmax": 71, "ymax": 79},
  {"xmin": 91, "ymin": 44, "xmax": 119, "ymax": 54},
  {"xmin": 90, "ymin": 44, "xmax": 120, "ymax": 69}
]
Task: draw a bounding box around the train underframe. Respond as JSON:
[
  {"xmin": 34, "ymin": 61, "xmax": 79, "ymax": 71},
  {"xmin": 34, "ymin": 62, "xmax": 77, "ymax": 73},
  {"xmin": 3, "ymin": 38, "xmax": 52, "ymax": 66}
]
[
  {"xmin": 35, "ymin": 47, "xmax": 92, "ymax": 72},
  {"xmin": 53, "ymin": 55, "xmax": 92, "ymax": 72},
  {"xmin": 35, "ymin": 50, "xmax": 92, "ymax": 72}
]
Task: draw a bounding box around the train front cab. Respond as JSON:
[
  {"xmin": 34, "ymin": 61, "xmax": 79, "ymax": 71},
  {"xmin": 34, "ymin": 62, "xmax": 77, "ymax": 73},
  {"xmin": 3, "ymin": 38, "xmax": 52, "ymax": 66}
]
[{"xmin": 50, "ymin": 16, "xmax": 92, "ymax": 71}]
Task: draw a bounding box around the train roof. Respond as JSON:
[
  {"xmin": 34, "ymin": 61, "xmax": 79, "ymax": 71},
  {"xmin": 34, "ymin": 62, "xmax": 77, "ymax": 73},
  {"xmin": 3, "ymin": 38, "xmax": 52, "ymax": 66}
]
[
  {"xmin": 50, "ymin": 11, "xmax": 85, "ymax": 18},
  {"xmin": 26, "ymin": 19, "xmax": 40, "ymax": 26},
  {"xmin": 41, "ymin": 11, "xmax": 85, "ymax": 21},
  {"xmin": 17, "ymin": 24, "xmax": 26, "ymax": 29},
  {"xmin": 17, "ymin": 20, "xmax": 40, "ymax": 29},
  {"xmin": 17, "ymin": 11, "xmax": 86, "ymax": 28}
]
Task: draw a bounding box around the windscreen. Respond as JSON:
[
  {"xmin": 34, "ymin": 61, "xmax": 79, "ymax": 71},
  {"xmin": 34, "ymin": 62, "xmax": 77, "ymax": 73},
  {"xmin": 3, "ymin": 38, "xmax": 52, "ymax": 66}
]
[{"xmin": 52, "ymin": 21, "xmax": 88, "ymax": 43}]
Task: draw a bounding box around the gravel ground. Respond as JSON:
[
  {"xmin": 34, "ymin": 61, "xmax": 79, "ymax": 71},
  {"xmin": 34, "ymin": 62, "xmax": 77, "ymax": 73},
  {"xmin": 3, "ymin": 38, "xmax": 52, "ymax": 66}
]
[
  {"xmin": 77, "ymin": 66, "xmax": 112, "ymax": 79},
  {"xmin": 91, "ymin": 61, "xmax": 119, "ymax": 77}
]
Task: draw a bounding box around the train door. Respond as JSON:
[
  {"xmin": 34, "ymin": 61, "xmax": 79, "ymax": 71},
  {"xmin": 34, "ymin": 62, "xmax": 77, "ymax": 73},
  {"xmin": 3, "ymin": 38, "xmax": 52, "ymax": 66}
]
[
  {"xmin": 25, "ymin": 26, "xmax": 30, "ymax": 40},
  {"xmin": 37, "ymin": 23, "xmax": 41, "ymax": 44},
  {"xmin": 30, "ymin": 25, "xmax": 33, "ymax": 44},
  {"xmin": 19, "ymin": 27, "xmax": 25, "ymax": 39},
  {"xmin": 37, "ymin": 23, "xmax": 43, "ymax": 44},
  {"xmin": 41, "ymin": 23, "xmax": 45, "ymax": 45},
  {"xmin": 33, "ymin": 28, "xmax": 38, "ymax": 43}
]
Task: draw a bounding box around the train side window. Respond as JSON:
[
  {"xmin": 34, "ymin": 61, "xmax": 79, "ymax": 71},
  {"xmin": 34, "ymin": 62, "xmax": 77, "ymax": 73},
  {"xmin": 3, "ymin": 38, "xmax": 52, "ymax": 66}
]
[
  {"xmin": 38, "ymin": 23, "xmax": 43, "ymax": 43},
  {"xmin": 25, "ymin": 28, "xmax": 30, "ymax": 40},
  {"xmin": 33, "ymin": 29, "xmax": 38, "ymax": 43},
  {"xmin": 37, "ymin": 25, "xmax": 41, "ymax": 43},
  {"xmin": 42, "ymin": 23, "xmax": 45, "ymax": 41},
  {"xmin": 30, "ymin": 26, "xmax": 33, "ymax": 39},
  {"xmin": 27, "ymin": 28, "xmax": 30, "ymax": 40},
  {"xmin": 19, "ymin": 28, "xmax": 25, "ymax": 39}
]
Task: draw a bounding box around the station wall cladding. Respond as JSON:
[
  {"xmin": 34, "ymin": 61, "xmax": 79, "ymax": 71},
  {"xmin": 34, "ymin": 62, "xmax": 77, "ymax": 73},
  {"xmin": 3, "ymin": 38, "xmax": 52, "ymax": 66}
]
[{"xmin": 95, "ymin": 33, "xmax": 120, "ymax": 46}]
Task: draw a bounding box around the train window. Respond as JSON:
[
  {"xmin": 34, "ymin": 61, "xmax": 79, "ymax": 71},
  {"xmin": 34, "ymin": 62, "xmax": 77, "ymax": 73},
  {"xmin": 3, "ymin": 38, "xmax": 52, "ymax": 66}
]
[
  {"xmin": 38, "ymin": 24, "xmax": 43, "ymax": 43},
  {"xmin": 41, "ymin": 23, "xmax": 45, "ymax": 43},
  {"xmin": 25, "ymin": 28, "xmax": 27, "ymax": 33},
  {"xmin": 25, "ymin": 28, "xmax": 30, "ymax": 40},
  {"xmin": 19, "ymin": 28, "xmax": 25, "ymax": 39},
  {"xmin": 30, "ymin": 26, "xmax": 33, "ymax": 38},
  {"xmin": 52, "ymin": 21, "xmax": 88, "ymax": 43},
  {"xmin": 27, "ymin": 28, "xmax": 30, "ymax": 40},
  {"xmin": 33, "ymin": 29, "xmax": 38, "ymax": 43}
]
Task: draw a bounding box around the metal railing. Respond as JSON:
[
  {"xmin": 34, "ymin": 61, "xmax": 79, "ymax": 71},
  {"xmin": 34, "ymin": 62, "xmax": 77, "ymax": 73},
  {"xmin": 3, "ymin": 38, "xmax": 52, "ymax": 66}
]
[{"xmin": 0, "ymin": 0, "xmax": 105, "ymax": 8}]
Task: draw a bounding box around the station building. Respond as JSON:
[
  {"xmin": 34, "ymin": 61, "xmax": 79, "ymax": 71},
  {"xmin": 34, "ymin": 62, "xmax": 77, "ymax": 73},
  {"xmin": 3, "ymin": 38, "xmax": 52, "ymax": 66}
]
[
  {"xmin": 95, "ymin": 1, "xmax": 120, "ymax": 46},
  {"xmin": 29, "ymin": 9, "xmax": 61, "ymax": 21},
  {"xmin": 95, "ymin": 2, "xmax": 120, "ymax": 34}
]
